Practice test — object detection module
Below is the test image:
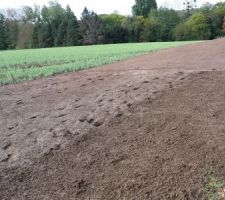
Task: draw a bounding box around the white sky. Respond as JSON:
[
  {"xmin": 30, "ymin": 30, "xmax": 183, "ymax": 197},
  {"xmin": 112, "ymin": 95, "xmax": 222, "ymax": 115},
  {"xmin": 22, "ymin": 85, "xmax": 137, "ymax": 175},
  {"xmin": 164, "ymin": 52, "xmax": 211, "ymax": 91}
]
[{"xmin": 0, "ymin": 0, "xmax": 224, "ymax": 17}]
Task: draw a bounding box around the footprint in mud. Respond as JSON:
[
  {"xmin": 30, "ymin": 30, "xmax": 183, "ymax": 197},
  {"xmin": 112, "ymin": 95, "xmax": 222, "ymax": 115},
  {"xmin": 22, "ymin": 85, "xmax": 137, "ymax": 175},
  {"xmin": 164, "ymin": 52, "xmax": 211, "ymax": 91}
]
[
  {"xmin": 179, "ymin": 188, "xmax": 204, "ymax": 200},
  {"xmin": 0, "ymin": 140, "xmax": 11, "ymax": 150},
  {"xmin": 62, "ymin": 80, "xmax": 68, "ymax": 84},
  {"xmin": 74, "ymin": 179, "xmax": 89, "ymax": 195},
  {"xmin": 122, "ymin": 100, "xmax": 127, "ymax": 104},
  {"xmin": 73, "ymin": 98, "xmax": 81, "ymax": 104},
  {"xmin": 3, "ymin": 92, "xmax": 11, "ymax": 96},
  {"xmin": 127, "ymin": 102, "xmax": 132, "ymax": 107},
  {"xmin": 51, "ymin": 82, "xmax": 58, "ymax": 86},
  {"xmin": 15, "ymin": 99, "xmax": 23, "ymax": 105},
  {"xmin": 177, "ymin": 71, "xmax": 184, "ymax": 75},
  {"xmin": 79, "ymin": 115, "xmax": 87, "ymax": 122},
  {"xmin": 111, "ymin": 154, "xmax": 128, "ymax": 166},
  {"xmin": 142, "ymin": 80, "xmax": 149, "ymax": 84},
  {"xmin": 74, "ymin": 104, "xmax": 83, "ymax": 109},
  {"xmin": 61, "ymin": 119, "xmax": 68, "ymax": 123},
  {"xmin": 87, "ymin": 115, "xmax": 94, "ymax": 124},
  {"xmin": 98, "ymin": 77, "xmax": 104, "ymax": 80},
  {"xmin": 57, "ymin": 105, "xmax": 66, "ymax": 111},
  {"xmin": 52, "ymin": 126, "xmax": 72, "ymax": 138},
  {"xmin": 31, "ymin": 94, "xmax": 41, "ymax": 99},
  {"xmin": 168, "ymin": 82, "xmax": 173, "ymax": 89},
  {"xmin": 54, "ymin": 113, "xmax": 68, "ymax": 118},
  {"xmin": 30, "ymin": 113, "xmax": 40, "ymax": 120},
  {"xmin": 41, "ymin": 85, "xmax": 48, "ymax": 89},
  {"xmin": 120, "ymin": 88, "xmax": 128, "ymax": 93},
  {"xmin": 91, "ymin": 108, "xmax": 96, "ymax": 112},
  {"xmin": 97, "ymin": 98, "xmax": 104, "ymax": 103},
  {"xmin": 7, "ymin": 123, "xmax": 18, "ymax": 130},
  {"xmin": 114, "ymin": 110, "xmax": 124, "ymax": 118},
  {"xmin": 93, "ymin": 119, "xmax": 104, "ymax": 127},
  {"xmin": 133, "ymin": 87, "xmax": 140, "ymax": 91},
  {"xmin": 75, "ymin": 134, "xmax": 89, "ymax": 145},
  {"xmin": 127, "ymin": 84, "xmax": 133, "ymax": 88},
  {"xmin": 43, "ymin": 143, "xmax": 61, "ymax": 157},
  {"xmin": 0, "ymin": 152, "xmax": 11, "ymax": 162}
]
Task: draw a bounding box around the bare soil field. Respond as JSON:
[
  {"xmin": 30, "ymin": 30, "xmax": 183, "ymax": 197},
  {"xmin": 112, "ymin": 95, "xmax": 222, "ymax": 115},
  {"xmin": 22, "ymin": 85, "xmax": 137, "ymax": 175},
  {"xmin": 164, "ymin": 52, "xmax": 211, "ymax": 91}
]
[{"xmin": 1, "ymin": 39, "xmax": 225, "ymax": 199}]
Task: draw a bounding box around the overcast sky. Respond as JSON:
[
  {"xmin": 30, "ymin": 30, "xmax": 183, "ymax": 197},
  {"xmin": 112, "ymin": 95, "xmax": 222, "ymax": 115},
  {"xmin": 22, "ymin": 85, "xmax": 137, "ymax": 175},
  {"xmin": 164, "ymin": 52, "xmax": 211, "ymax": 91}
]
[{"xmin": 0, "ymin": 0, "xmax": 224, "ymax": 17}]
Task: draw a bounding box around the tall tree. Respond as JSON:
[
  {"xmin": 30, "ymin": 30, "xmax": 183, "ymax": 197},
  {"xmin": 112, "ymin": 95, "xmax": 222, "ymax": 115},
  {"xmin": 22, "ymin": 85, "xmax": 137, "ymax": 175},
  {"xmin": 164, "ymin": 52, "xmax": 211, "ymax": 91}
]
[
  {"xmin": 157, "ymin": 8, "xmax": 181, "ymax": 41},
  {"xmin": 4, "ymin": 9, "xmax": 19, "ymax": 49},
  {"xmin": 80, "ymin": 7, "xmax": 104, "ymax": 45},
  {"xmin": 32, "ymin": 22, "xmax": 40, "ymax": 48},
  {"xmin": 17, "ymin": 6, "xmax": 39, "ymax": 49},
  {"xmin": 39, "ymin": 22, "xmax": 53, "ymax": 48},
  {"xmin": 187, "ymin": 12, "xmax": 211, "ymax": 40},
  {"xmin": 21, "ymin": 5, "xmax": 40, "ymax": 23},
  {"xmin": 132, "ymin": 0, "xmax": 157, "ymax": 18},
  {"xmin": 122, "ymin": 16, "xmax": 144, "ymax": 42},
  {"xmin": 213, "ymin": 2, "xmax": 225, "ymax": 36},
  {"xmin": 142, "ymin": 10, "xmax": 161, "ymax": 42},
  {"xmin": 65, "ymin": 5, "xmax": 79, "ymax": 46},
  {"xmin": 101, "ymin": 14, "xmax": 128, "ymax": 43},
  {"xmin": 183, "ymin": 0, "xmax": 197, "ymax": 16},
  {"xmin": 0, "ymin": 14, "xmax": 7, "ymax": 50}
]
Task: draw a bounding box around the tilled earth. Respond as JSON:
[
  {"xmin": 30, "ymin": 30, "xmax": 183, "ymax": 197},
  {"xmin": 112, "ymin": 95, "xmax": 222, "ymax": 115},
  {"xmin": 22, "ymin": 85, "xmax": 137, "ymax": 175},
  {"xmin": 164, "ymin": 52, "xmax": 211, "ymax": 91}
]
[{"xmin": 1, "ymin": 39, "xmax": 225, "ymax": 199}]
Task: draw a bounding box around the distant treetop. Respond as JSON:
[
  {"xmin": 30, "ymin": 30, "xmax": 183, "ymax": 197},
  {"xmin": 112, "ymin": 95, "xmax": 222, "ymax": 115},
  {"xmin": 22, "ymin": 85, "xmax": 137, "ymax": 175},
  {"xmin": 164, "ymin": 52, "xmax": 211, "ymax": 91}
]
[{"xmin": 132, "ymin": 0, "xmax": 157, "ymax": 18}]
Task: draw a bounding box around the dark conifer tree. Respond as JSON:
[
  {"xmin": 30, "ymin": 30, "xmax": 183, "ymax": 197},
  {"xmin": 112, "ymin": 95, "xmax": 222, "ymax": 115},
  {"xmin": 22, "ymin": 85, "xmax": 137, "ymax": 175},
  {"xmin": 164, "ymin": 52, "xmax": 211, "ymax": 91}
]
[
  {"xmin": 80, "ymin": 7, "xmax": 104, "ymax": 45},
  {"xmin": 65, "ymin": 5, "xmax": 79, "ymax": 46},
  {"xmin": 0, "ymin": 14, "xmax": 7, "ymax": 50}
]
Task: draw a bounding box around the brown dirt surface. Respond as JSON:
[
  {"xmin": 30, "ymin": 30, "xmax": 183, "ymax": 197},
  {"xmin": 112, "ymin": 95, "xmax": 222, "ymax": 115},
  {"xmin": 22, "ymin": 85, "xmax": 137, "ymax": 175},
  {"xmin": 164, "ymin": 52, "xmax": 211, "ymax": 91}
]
[{"xmin": 1, "ymin": 39, "xmax": 225, "ymax": 199}]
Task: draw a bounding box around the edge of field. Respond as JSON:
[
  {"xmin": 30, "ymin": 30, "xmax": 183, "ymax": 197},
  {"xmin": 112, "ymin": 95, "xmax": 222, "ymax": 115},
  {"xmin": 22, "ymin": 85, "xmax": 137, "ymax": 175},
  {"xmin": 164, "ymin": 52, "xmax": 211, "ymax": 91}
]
[{"xmin": 0, "ymin": 41, "xmax": 200, "ymax": 86}]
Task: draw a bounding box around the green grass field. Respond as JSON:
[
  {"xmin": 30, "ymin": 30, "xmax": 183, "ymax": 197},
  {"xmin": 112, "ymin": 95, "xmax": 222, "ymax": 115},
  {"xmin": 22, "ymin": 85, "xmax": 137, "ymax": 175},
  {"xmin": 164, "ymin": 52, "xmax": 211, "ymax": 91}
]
[{"xmin": 0, "ymin": 41, "xmax": 197, "ymax": 85}]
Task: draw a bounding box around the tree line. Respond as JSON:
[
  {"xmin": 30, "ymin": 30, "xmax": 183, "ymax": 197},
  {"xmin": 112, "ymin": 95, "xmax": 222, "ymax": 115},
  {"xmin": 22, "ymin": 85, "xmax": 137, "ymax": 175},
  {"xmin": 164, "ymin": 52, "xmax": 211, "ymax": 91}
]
[{"xmin": 0, "ymin": 0, "xmax": 225, "ymax": 50}]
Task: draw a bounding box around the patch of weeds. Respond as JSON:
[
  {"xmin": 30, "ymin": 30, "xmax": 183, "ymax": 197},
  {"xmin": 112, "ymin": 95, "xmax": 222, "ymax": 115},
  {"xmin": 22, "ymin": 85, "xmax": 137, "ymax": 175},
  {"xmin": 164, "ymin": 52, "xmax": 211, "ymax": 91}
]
[{"xmin": 205, "ymin": 174, "xmax": 225, "ymax": 200}]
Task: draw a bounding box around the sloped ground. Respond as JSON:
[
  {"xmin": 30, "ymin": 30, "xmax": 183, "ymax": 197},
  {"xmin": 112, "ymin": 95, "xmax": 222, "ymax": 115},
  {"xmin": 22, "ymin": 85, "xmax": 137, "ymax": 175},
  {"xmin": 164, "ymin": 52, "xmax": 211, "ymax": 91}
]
[{"xmin": 1, "ymin": 39, "xmax": 225, "ymax": 199}]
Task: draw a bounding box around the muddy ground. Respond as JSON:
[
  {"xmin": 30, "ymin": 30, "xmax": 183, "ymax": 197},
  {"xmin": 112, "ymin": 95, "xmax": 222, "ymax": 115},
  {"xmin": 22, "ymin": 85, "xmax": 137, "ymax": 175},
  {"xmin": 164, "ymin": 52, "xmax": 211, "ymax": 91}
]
[{"xmin": 0, "ymin": 39, "xmax": 225, "ymax": 199}]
